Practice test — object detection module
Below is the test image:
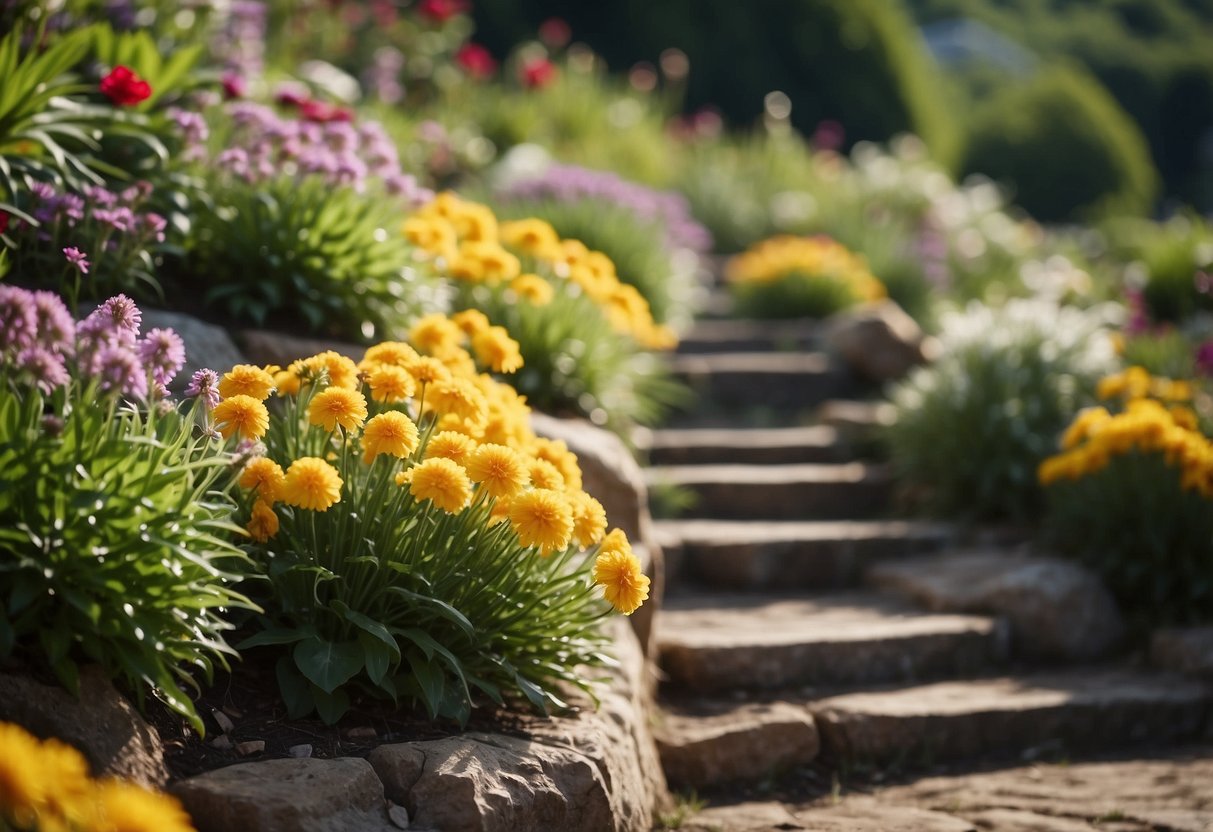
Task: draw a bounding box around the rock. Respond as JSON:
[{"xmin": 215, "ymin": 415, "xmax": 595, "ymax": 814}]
[
  {"xmin": 211, "ymin": 709, "xmax": 235, "ymax": 735},
  {"xmin": 172, "ymin": 757, "xmax": 395, "ymax": 832},
  {"xmin": 368, "ymin": 619, "xmax": 667, "ymax": 832},
  {"xmin": 141, "ymin": 309, "xmax": 245, "ymax": 388},
  {"xmin": 824, "ymin": 300, "xmax": 938, "ymax": 382},
  {"xmin": 816, "ymin": 399, "xmax": 896, "ymax": 442},
  {"xmin": 209, "ymin": 735, "xmax": 232, "ymax": 751},
  {"xmin": 0, "ymin": 665, "xmax": 167, "ymax": 787},
  {"xmin": 288, "ymin": 743, "xmax": 313, "ymax": 758},
  {"xmin": 388, "ymin": 803, "xmax": 411, "ymax": 829},
  {"xmin": 961, "ymin": 808, "xmax": 1100, "ymax": 831},
  {"xmin": 655, "ymin": 700, "xmax": 819, "ymax": 789},
  {"xmin": 237, "ymin": 329, "xmax": 362, "ymax": 367},
  {"xmin": 530, "ymin": 413, "xmax": 663, "ymax": 656},
  {"xmin": 682, "ymin": 801, "xmax": 803, "ymax": 831},
  {"xmin": 795, "ymin": 801, "xmax": 975, "ymax": 831},
  {"xmin": 235, "ymin": 740, "xmax": 265, "ymax": 756},
  {"xmin": 347, "ymin": 726, "xmax": 378, "ymax": 740},
  {"xmin": 1151, "ymin": 627, "xmax": 1213, "ymax": 679},
  {"xmin": 668, "ymin": 351, "xmax": 853, "ymax": 411},
  {"xmin": 867, "ymin": 549, "xmax": 1124, "ymax": 660}
]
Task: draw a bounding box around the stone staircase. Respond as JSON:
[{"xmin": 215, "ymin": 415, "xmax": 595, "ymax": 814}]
[{"xmin": 641, "ymin": 314, "xmax": 1213, "ymax": 820}]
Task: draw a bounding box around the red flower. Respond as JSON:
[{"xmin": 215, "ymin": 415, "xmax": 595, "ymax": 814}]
[
  {"xmin": 520, "ymin": 57, "xmax": 556, "ymax": 89},
  {"xmin": 417, "ymin": 0, "xmax": 468, "ymax": 22},
  {"xmin": 538, "ymin": 17, "xmax": 571, "ymax": 49},
  {"xmin": 99, "ymin": 65, "xmax": 151, "ymax": 106},
  {"xmin": 222, "ymin": 73, "xmax": 247, "ymax": 100},
  {"xmin": 299, "ymin": 99, "xmax": 354, "ymax": 124},
  {"xmin": 0, "ymin": 211, "xmax": 8, "ymax": 235},
  {"xmin": 456, "ymin": 43, "xmax": 498, "ymax": 80}
]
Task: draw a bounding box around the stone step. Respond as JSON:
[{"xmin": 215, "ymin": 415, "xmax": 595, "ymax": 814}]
[
  {"xmin": 668, "ymin": 351, "xmax": 858, "ymax": 412},
  {"xmin": 642, "ymin": 425, "xmax": 844, "ymax": 467},
  {"xmin": 646, "ymin": 462, "xmax": 893, "ymax": 520},
  {"xmin": 817, "ymin": 398, "xmax": 896, "ymax": 438},
  {"xmin": 657, "ymin": 519, "xmax": 954, "ymax": 591},
  {"xmin": 657, "ymin": 591, "xmax": 1007, "ymax": 693},
  {"xmin": 675, "ymin": 318, "xmax": 822, "ymax": 354},
  {"xmin": 813, "ymin": 668, "xmax": 1212, "ymax": 765},
  {"xmin": 654, "ymin": 700, "xmax": 819, "ymax": 790}
]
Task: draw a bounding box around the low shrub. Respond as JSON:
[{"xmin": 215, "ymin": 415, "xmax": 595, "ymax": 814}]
[
  {"xmin": 1040, "ymin": 368, "xmax": 1213, "ymax": 623},
  {"xmin": 725, "ymin": 235, "xmax": 886, "ymax": 320},
  {"xmin": 403, "ymin": 193, "xmax": 684, "ymax": 432},
  {"xmin": 884, "ymin": 298, "xmax": 1119, "ymax": 520},
  {"xmin": 221, "ymin": 323, "xmax": 650, "ymax": 724},
  {"xmin": 0, "ymin": 721, "xmax": 196, "ymax": 832},
  {"xmin": 0, "ymin": 289, "xmax": 252, "ymax": 731}
]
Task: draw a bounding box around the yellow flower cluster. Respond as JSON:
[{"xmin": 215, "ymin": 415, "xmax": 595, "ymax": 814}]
[
  {"xmin": 1039, "ymin": 369, "xmax": 1213, "ymax": 497},
  {"xmin": 724, "ymin": 234, "xmax": 886, "ymax": 301},
  {"xmin": 402, "ymin": 192, "xmax": 677, "ymax": 351},
  {"xmin": 0, "ymin": 722, "xmax": 195, "ymax": 832},
  {"xmin": 224, "ymin": 319, "xmax": 646, "ymax": 615}
]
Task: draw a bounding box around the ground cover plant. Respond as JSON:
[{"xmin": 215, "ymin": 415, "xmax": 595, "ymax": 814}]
[
  {"xmin": 1039, "ymin": 367, "xmax": 1213, "ymax": 624},
  {"xmin": 403, "ymin": 192, "xmax": 683, "ymax": 432},
  {"xmin": 215, "ymin": 318, "xmax": 650, "ymax": 724},
  {"xmin": 0, "ymin": 289, "xmax": 252, "ymax": 732}
]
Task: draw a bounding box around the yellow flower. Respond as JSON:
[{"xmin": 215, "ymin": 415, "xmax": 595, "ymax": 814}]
[
  {"xmin": 402, "ymin": 216, "xmax": 457, "ymax": 260},
  {"xmin": 410, "ymin": 314, "xmax": 464, "ymax": 356},
  {"xmin": 472, "ymin": 326, "xmax": 524, "ymax": 374},
  {"xmin": 408, "ymin": 457, "xmax": 472, "ymax": 513},
  {"xmin": 408, "ymin": 355, "xmax": 453, "ymax": 387},
  {"xmin": 466, "ymin": 444, "xmax": 530, "ymax": 499},
  {"xmin": 528, "ymin": 458, "xmax": 565, "ymax": 491},
  {"xmin": 463, "ymin": 241, "xmax": 521, "ymax": 283},
  {"xmin": 531, "ymin": 437, "xmax": 583, "ymax": 491},
  {"xmin": 239, "ymin": 457, "xmax": 286, "ymax": 503},
  {"xmin": 274, "ymin": 362, "xmax": 304, "ymax": 397},
  {"xmin": 308, "ymin": 386, "xmax": 368, "ymax": 433},
  {"xmin": 500, "ymin": 218, "xmax": 561, "ymax": 258},
  {"xmin": 218, "ymin": 364, "xmax": 276, "ymax": 400},
  {"xmin": 1171, "ymin": 405, "xmax": 1199, "ymax": 431},
  {"xmin": 1060, "ymin": 407, "xmax": 1111, "ymax": 450},
  {"xmin": 509, "ymin": 488, "xmax": 574, "ymax": 555},
  {"xmin": 212, "ymin": 395, "xmax": 270, "ymax": 441},
  {"xmin": 570, "ymin": 492, "xmax": 607, "ymax": 547},
  {"xmin": 510, "ymin": 273, "xmax": 555, "ymax": 306},
  {"xmin": 366, "ymin": 364, "xmax": 416, "ymax": 403},
  {"xmin": 0, "ymin": 723, "xmax": 55, "ymax": 823},
  {"xmin": 246, "ymin": 500, "xmax": 279, "ymax": 542},
  {"xmin": 93, "ymin": 779, "xmax": 197, "ymax": 832},
  {"xmin": 304, "ymin": 351, "xmax": 360, "ymax": 389},
  {"xmin": 424, "ymin": 430, "xmax": 478, "ymax": 464},
  {"xmin": 592, "ymin": 545, "xmax": 650, "ymax": 615},
  {"xmin": 363, "ymin": 341, "xmax": 421, "ymax": 368},
  {"xmin": 427, "ymin": 378, "xmax": 488, "ymax": 426},
  {"xmin": 452, "ymin": 309, "xmax": 491, "ymax": 336},
  {"xmin": 362, "ymin": 411, "xmax": 420, "ymax": 463},
  {"xmin": 282, "ymin": 458, "xmax": 343, "ymax": 512}
]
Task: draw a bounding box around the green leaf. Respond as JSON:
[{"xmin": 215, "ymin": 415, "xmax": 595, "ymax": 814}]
[
  {"xmin": 237, "ymin": 627, "xmax": 311, "ymax": 650},
  {"xmin": 334, "ymin": 602, "xmax": 400, "ymax": 662},
  {"xmin": 405, "ymin": 650, "xmax": 444, "ymax": 719},
  {"xmin": 359, "ymin": 632, "xmax": 393, "ymax": 688},
  {"xmin": 293, "ymin": 636, "xmax": 363, "ymax": 695},
  {"xmin": 276, "ymin": 657, "xmax": 314, "ymax": 719},
  {"xmin": 311, "ymin": 685, "xmax": 350, "ymax": 725}
]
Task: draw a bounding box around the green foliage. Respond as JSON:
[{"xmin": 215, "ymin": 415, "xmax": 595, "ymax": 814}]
[
  {"xmin": 492, "ymin": 196, "xmax": 696, "ymax": 328},
  {"xmin": 1110, "ymin": 215, "xmax": 1213, "ymax": 325},
  {"xmin": 961, "ymin": 65, "xmax": 1158, "ymax": 221},
  {"xmin": 730, "ymin": 270, "xmax": 866, "ymax": 320},
  {"xmin": 1043, "ymin": 449, "xmax": 1213, "ymax": 624},
  {"xmin": 472, "ymin": 0, "xmax": 960, "ymax": 165},
  {"xmin": 1121, "ymin": 330, "xmax": 1198, "ymax": 379},
  {"xmin": 461, "ymin": 283, "xmax": 685, "ymax": 433},
  {"xmin": 884, "ymin": 298, "xmax": 1118, "ymax": 520},
  {"xmin": 178, "ymin": 176, "xmax": 434, "ymax": 340},
  {"xmin": 0, "ymin": 384, "xmax": 252, "ymax": 732}
]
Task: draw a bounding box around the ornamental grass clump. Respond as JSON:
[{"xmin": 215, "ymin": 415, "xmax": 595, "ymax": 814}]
[
  {"xmin": 0, "ymin": 721, "xmax": 196, "ymax": 832},
  {"xmin": 0, "ymin": 289, "xmax": 253, "ymax": 731},
  {"xmin": 725, "ymin": 234, "xmax": 887, "ymax": 320},
  {"xmin": 402, "ymin": 192, "xmax": 684, "ymax": 430},
  {"xmin": 222, "ymin": 317, "xmax": 649, "ymax": 725},
  {"xmin": 1039, "ymin": 367, "xmax": 1213, "ymax": 623},
  {"xmin": 885, "ymin": 298, "xmax": 1119, "ymax": 520}
]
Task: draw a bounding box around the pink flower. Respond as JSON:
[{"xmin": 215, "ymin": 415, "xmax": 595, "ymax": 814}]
[
  {"xmin": 299, "ymin": 100, "xmax": 353, "ymax": 124},
  {"xmin": 520, "ymin": 57, "xmax": 556, "ymax": 89},
  {"xmin": 100, "ymin": 65, "xmax": 151, "ymax": 106},
  {"xmin": 456, "ymin": 43, "xmax": 497, "ymax": 80},
  {"xmin": 63, "ymin": 246, "xmax": 90, "ymax": 274},
  {"xmin": 417, "ymin": 0, "xmax": 468, "ymax": 23},
  {"xmin": 222, "ymin": 73, "xmax": 247, "ymax": 100},
  {"xmin": 538, "ymin": 18, "xmax": 571, "ymax": 49}
]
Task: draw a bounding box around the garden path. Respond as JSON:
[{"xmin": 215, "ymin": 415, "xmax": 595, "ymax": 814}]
[{"xmin": 642, "ymin": 293, "xmax": 1213, "ymax": 830}]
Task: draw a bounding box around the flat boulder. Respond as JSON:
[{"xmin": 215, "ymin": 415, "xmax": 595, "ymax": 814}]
[
  {"xmin": 142, "ymin": 309, "xmax": 244, "ymax": 389},
  {"xmin": 824, "ymin": 300, "xmax": 938, "ymax": 383},
  {"xmin": 1151, "ymin": 627, "xmax": 1213, "ymax": 679},
  {"xmin": 868, "ymin": 549, "xmax": 1123, "ymax": 660}
]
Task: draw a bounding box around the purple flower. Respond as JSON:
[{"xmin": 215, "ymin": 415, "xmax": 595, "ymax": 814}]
[
  {"xmin": 1197, "ymin": 340, "xmax": 1213, "ymax": 377},
  {"xmin": 0, "ymin": 285, "xmax": 38, "ymax": 354},
  {"xmin": 78, "ymin": 295, "xmax": 142, "ymax": 355},
  {"xmin": 63, "ymin": 246, "xmax": 90, "ymax": 274},
  {"xmin": 141, "ymin": 212, "xmax": 167, "ymax": 243},
  {"xmin": 84, "ymin": 185, "xmax": 118, "ymax": 207},
  {"xmin": 17, "ymin": 346, "xmax": 69, "ymax": 393},
  {"xmin": 92, "ymin": 344, "xmax": 148, "ymax": 400},
  {"xmin": 31, "ymin": 291, "xmax": 75, "ymax": 355},
  {"xmin": 137, "ymin": 327, "xmax": 186, "ymax": 387},
  {"xmin": 185, "ymin": 368, "xmax": 221, "ymax": 411},
  {"xmin": 30, "ymin": 182, "xmax": 57, "ymax": 202}
]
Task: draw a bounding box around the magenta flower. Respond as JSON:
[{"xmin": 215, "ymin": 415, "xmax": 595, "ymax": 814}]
[
  {"xmin": 31, "ymin": 291, "xmax": 75, "ymax": 355},
  {"xmin": 0, "ymin": 285, "xmax": 38, "ymax": 354},
  {"xmin": 185, "ymin": 368, "xmax": 221, "ymax": 412},
  {"xmin": 137, "ymin": 327, "xmax": 186, "ymax": 387},
  {"xmin": 17, "ymin": 346, "xmax": 69, "ymax": 394},
  {"xmin": 93, "ymin": 344, "xmax": 148, "ymax": 400},
  {"xmin": 63, "ymin": 247, "xmax": 90, "ymax": 274}
]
